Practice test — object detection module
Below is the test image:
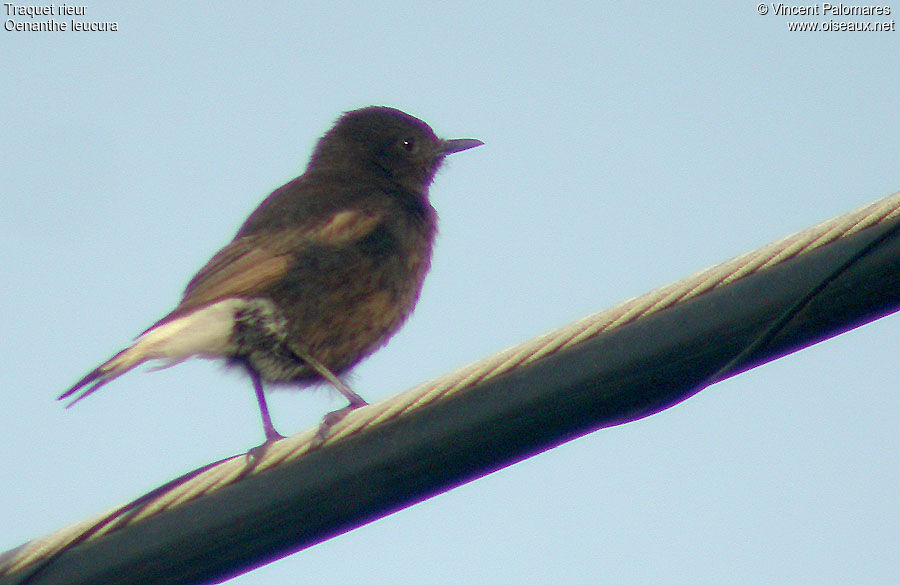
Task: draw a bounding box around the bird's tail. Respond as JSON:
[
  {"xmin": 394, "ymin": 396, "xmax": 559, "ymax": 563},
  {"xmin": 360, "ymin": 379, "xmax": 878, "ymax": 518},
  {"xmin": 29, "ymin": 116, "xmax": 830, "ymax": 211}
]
[
  {"xmin": 58, "ymin": 343, "xmax": 152, "ymax": 407},
  {"xmin": 58, "ymin": 299, "xmax": 246, "ymax": 406}
]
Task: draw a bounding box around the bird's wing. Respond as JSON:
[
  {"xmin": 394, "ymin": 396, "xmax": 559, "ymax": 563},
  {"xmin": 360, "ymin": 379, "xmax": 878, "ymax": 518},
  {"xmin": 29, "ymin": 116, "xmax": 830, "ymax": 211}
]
[
  {"xmin": 180, "ymin": 240, "xmax": 291, "ymax": 310},
  {"xmin": 153, "ymin": 207, "xmax": 384, "ymax": 326}
]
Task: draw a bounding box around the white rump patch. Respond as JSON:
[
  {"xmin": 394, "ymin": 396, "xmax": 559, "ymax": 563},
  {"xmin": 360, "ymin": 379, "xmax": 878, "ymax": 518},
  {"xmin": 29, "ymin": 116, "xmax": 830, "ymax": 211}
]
[{"xmin": 133, "ymin": 298, "xmax": 248, "ymax": 368}]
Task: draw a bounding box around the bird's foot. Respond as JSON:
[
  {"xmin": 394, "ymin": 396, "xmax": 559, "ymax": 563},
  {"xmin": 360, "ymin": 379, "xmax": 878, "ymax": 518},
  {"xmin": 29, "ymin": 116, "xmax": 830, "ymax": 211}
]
[
  {"xmin": 246, "ymin": 429, "xmax": 286, "ymax": 462},
  {"xmin": 314, "ymin": 401, "xmax": 367, "ymax": 444}
]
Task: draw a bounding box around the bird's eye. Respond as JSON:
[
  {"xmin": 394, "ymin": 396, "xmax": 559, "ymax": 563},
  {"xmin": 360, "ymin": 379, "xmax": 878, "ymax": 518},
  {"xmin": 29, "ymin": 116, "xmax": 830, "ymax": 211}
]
[{"xmin": 400, "ymin": 137, "xmax": 416, "ymax": 152}]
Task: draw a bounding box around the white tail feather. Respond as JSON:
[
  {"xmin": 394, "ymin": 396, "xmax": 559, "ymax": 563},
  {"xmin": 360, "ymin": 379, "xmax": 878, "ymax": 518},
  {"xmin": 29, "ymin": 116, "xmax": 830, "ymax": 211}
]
[{"xmin": 61, "ymin": 298, "xmax": 248, "ymax": 404}]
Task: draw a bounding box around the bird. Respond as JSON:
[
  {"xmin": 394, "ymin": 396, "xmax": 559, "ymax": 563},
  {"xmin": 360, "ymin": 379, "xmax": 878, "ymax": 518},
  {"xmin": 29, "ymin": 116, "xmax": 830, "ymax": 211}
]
[{"xmin": 59, "ymin": 106, "xmax": 483, "ymax": 442}]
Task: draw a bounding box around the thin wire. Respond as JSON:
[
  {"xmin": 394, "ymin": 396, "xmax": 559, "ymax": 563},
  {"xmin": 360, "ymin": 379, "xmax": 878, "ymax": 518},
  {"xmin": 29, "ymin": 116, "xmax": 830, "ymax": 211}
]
[{"xmin": 703, "ymin": 217, "xmax": 900, "ymax": 387}]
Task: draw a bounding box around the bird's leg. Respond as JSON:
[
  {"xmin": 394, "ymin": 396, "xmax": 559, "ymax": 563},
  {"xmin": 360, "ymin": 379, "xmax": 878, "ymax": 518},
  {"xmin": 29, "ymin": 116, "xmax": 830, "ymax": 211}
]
[
  {"xmin": 303, "ymin": 352, "xmax": 368, "ymax": 408},
  {"xmin": 287, "ymin": 344, "xmax": 368, "ymax": 433},
  {"xmin": 249, "ymin": 367, "xmax": 285, "ymax": 443}
]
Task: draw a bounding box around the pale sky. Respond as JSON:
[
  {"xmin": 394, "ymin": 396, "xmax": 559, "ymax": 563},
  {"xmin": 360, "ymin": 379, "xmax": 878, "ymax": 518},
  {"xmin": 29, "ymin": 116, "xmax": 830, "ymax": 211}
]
[{"xmin": 2, "ymin": 3, "xmax": 898, "ymax": 583}]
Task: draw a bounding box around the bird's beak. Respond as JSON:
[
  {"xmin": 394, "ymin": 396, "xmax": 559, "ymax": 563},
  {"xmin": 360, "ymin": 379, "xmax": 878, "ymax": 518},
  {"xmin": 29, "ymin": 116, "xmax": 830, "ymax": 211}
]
[{"xmin": 439, "ymin": 138, "xmax": 484, "ymax": 155}]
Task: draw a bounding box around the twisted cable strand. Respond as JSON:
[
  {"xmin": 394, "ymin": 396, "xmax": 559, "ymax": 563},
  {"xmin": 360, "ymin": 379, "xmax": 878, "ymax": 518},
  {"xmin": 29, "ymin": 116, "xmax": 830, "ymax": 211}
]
[{"xmin": 5, "ymin": 190, "xmax": 900, "ymax": 579}]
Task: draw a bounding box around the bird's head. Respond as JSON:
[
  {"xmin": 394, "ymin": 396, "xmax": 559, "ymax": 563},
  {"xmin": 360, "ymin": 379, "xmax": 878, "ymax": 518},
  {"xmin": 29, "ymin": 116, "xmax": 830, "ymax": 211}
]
[{"xmin": 311, "ymin": 106, "xmax": 482, "ymax": 196}]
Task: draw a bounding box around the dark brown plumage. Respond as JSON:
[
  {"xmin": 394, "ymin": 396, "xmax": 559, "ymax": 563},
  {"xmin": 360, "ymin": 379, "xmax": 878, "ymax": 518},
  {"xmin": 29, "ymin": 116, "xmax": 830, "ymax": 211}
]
[{"xmin": 59, "ymin": 106, "xmax": 482, "ymax": 441}]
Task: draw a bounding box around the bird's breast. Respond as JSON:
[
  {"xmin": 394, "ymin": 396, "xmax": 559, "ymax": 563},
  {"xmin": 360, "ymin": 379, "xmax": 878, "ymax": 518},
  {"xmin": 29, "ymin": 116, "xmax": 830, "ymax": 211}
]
[{"xmin": 251, "ymin": 212, "xmax": 435, "ymax": 380}]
